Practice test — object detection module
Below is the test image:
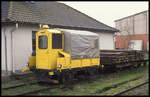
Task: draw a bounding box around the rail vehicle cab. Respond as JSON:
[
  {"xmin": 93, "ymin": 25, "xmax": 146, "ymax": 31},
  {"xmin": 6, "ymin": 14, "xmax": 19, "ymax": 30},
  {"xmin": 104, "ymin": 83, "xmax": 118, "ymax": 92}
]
[
  {"xmin": 22, "ymin": 25, "xmax": 71, "ymax": 74},
  {"xmin": 36, "ymin": 25, "xmax": 64, "ymax": 70}
]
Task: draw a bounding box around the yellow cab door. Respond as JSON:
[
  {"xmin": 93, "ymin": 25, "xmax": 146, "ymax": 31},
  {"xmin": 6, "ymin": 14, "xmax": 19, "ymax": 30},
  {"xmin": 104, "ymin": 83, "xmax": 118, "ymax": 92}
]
[
  {"xmin": 36, "ymin": 32, "xmax": 50, "ymax": 69},
  {"xmin": 49, "ymin": 33, "xmax": 63, "ymax": 70}
]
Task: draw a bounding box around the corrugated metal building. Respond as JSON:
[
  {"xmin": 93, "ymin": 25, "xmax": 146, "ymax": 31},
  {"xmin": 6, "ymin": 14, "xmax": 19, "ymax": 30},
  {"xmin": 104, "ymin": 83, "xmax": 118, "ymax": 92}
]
[
  {"xmin": 1, "ymin": 1, "xmax": 118, "ymax": 76},
  {"xmin": 115, "ymin": 10, "xmax": 149, "ymax": 50}
]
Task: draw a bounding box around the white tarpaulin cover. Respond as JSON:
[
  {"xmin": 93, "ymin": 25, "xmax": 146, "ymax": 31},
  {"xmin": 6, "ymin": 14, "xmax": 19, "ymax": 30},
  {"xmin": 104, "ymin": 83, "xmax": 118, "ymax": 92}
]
[{"xmin": 60, "ymin": 29, "xmax": 100, "ymax": 59}]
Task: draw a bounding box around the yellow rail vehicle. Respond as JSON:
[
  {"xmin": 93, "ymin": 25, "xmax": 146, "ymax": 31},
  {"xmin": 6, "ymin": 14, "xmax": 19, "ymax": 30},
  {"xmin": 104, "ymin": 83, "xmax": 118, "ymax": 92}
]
[{"xmin": 22, "ymin": 25, "xmax": 100, "ymax": 83}]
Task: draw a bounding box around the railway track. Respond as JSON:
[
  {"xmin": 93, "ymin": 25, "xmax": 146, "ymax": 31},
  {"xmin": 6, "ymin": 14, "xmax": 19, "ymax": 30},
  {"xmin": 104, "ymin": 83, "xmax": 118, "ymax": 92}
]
[
  {"xmin": 2, "ymin": 81, "xmax": 40, "ymax": 90},
  {"xmin": 3, "ymin": 81, "xmax": 73, "ymax": 96},
  {"xmin": 2, "ymin": 74, "xmax": 97, "ymax": 96},
  {"xmin": 2, "ymin": 74, "xmax": 75, "ymax": 96},
  {"xmin": 2, "ymin": 73, "xmax": 39, "ymax": 90},
  {"xmin": 2, "ymin": 80, "xmax": 61, "ymax": 96},
  {"xmin": 2, "ymin": 74, "xmax": 148, "ymax": 96},
  {"xmin": 2, "ymin": 73, "xmax": 35, "ymax": 84},
  {"xmin": 15, "ymin": 85, "xmax": 60, "ymax": 96},
  {"xmin": 113, "ymin": 81, "xmax": 149, "ymax": 96},
  {"xmin": 2, "ymin": 62, "xmax": 148, "ymax": 96},
  {"xmin": 95, "ymin": 75, "xmax": 145, "ymax": 94}
]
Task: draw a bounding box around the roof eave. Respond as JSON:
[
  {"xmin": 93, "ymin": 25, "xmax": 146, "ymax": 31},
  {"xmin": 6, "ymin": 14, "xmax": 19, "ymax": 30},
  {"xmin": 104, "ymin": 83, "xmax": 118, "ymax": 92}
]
[{"xmin": 2, "ymin": 19, "xmax": 119, "ymax": 32}]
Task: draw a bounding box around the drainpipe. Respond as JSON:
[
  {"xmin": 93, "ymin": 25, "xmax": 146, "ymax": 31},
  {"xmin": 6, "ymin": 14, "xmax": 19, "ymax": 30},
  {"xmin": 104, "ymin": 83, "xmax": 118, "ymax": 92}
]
[
  {"xmin": 11, "ymin": 29, "xmax": 14, "ymax": 74},
  {"xmin": 4, "ymin": 27, "xmax": 8, "ymax": 75},
  {"xmin": 10, "ymin": 23, "xmax": 18, "ymax": 75}
]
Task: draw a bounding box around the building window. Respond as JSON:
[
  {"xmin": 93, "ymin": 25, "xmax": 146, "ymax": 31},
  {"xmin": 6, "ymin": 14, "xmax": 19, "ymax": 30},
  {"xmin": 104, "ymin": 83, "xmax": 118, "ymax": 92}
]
[
  {"xmin": 38, "ymin": 36, "xmax": 48, "ymax": 49},
  {"xmin": 52, "ymin": 34, "xmax": 62, "ymax": 49},
  {"xmin": 32, "ymin": 31, "xmax": 37, "ymax": 51}
]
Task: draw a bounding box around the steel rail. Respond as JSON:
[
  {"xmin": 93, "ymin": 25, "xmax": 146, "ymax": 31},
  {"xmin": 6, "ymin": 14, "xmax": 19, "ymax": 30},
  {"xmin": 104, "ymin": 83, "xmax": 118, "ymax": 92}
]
[
  {"xmin": 2, "ymin": 81, "xmax": 40, "ymax": 90},
  {"xmin": 113, "ymin": 81, "xmax": 149, "ymax": 96},
  {"xmin": 94, "ymin": 75, "xmax": 145, "ymax": 94},
  {"xmin": 15, "ymin": 85, "xmax": 60, "ymax": 96}
]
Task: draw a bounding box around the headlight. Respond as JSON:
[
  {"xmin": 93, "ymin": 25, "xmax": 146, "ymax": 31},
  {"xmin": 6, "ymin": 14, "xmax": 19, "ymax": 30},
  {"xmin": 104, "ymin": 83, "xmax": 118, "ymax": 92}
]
[{"xmin": 59, "ymin": 64, "xmax": 62, "ymax": 68}]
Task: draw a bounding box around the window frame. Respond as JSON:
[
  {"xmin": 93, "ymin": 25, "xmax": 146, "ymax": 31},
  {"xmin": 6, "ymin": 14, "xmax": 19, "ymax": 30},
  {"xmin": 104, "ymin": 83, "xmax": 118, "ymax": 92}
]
[
  {"xmin": 32, "ymin": 31, "xmax": 37, "ymax": 51},
  {"xmin": 38, "ymin": 35, "xmax": 48, "ymax": 49},
  {"xmin": 52, "ymin": 33, "xmax": 62, "ymax": 49}
]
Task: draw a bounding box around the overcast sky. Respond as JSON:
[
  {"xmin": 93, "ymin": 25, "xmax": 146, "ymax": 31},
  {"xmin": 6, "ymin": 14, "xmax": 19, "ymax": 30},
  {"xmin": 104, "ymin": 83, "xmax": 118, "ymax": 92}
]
[{"xmin": 60, "ymin": 1, "xmax": 148, "ymax": 28}]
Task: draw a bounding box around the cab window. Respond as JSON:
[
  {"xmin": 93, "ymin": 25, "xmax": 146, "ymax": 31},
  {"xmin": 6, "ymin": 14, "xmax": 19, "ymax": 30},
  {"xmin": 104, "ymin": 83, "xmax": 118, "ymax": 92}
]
[
  {"xmin": 52, "ymin": 34, "xmax": 62, "ymax": 49},
  {"xmin": 38, "ymin": 36, "xmax": 48, "ymax": 49}
]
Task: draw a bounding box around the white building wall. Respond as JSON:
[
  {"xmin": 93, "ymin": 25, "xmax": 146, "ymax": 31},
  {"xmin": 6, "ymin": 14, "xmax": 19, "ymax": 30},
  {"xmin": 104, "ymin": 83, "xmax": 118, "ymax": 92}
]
[
  {"xmin": 134, "ymin": 12, "xmax": 147, "ymax": 34},
  {"xmin": 13, "ymin": 24, "xmax": 39, "ymax": 73},
  {"xmin": 2, "ymin": 23, "xmax": 39, "ymax": 75},
  {"xmin": 2, "ymin": 27, "xmax": 6, "ymax": 72},
  {"xmin": 115, "ymin": 11, "xmax": 148, "ymax": 35},
  {"xmin": 146, "ymin": 11, "xmax": 149, "ymax": 34},
  {"xmin": 96, "ymin": 32, "xmax": 115, "ymax": 50},
  {"xmin": 2, "ymin": 24, "xmax": 16, "ymax": 75}
]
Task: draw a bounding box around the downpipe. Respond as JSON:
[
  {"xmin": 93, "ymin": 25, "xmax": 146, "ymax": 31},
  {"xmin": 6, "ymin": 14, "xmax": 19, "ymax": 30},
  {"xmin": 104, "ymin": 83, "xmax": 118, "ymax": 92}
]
[
  {"xmin": 4, "ymin": 27, "xmax": 8, "ymax": 74},
  {"xmin": 10, "ymin": 23, "xmax": 18, "ymax": 75}
]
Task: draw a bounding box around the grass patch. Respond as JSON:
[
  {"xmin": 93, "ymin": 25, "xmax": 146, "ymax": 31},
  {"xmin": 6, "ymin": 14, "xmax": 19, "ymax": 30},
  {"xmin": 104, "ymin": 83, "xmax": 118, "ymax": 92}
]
[
  {"xmin": 1, "ymin": 84, "xmax": 49, "ymax": 96},
  {"xmin": 144, "ymin": 52, "xmax": 149, "ymax": 58},
  {"xmin": 122, "ymin": 83, "xmax": 149, "ymax": 96},
  {"xmin": 2, "ymin": 79, "xmax": 37, "ymax": 89},
  {"xmin": 98, "ymin": 75, "xmax": 148, "ymax": 95},
  {"xmin": 35, "ymin": 66, "xmax": 148, "ymax": 96},
  {"xmin": 1, "ymin": 65, "xmax": 148, "ymax": 96}
]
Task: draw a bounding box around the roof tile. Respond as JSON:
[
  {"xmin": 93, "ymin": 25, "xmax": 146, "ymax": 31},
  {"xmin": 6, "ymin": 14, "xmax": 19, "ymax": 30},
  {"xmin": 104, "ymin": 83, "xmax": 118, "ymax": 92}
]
[{"xmin": 1, "ymin": 1, "xmax": 119, "ymax": 32}]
